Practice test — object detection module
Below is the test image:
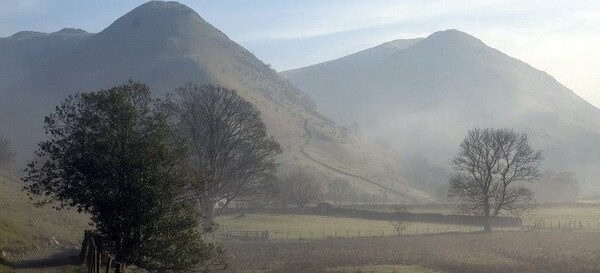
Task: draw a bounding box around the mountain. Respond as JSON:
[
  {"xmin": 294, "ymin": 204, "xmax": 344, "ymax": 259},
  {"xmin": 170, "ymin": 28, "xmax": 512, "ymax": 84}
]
[
  {"xmin": 0, "ymin": 1, "xmax": 433, "ymax": 202},
  {"xmin": 282, "ymin": 29, "xmax": 600, "ymax": 196},
  {"xmin": 0, "ymin": 28, "xmax": 91, "ymax": 90}
]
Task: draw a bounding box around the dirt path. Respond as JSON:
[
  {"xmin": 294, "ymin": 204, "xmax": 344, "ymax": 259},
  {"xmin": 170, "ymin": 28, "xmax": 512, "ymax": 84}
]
[
  {"xmin": 300, "ymin": 119, "xmax": 414, "ymax": 200},
  {"xmin": 7, "ymin": 249, "xmax": 81, "ymax": 272}
]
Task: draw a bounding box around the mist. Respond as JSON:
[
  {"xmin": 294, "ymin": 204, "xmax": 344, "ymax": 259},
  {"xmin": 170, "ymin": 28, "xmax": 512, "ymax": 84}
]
[{"xmin": 1, "ymin": 1, "xmax": 600, "ymax": 273}]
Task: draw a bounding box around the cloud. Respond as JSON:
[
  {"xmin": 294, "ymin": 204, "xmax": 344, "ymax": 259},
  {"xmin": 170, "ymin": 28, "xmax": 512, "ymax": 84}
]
[
  {"xmin": 236, "ymin": 0, "xmax": 511, "ymax": 42},
  {"xmin": 0, "ymin": 0, "xmax": 46, "ymax": 16}
]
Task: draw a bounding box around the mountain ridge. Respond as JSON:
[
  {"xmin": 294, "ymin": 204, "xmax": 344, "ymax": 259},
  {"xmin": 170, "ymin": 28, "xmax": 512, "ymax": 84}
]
[
  {"xmin": 0, "ymin": 1, "xmax": 433, "ymax": 202},
  {"xmin": 282, "ymin": 29, "xmax": 600, "ymax": 195}
]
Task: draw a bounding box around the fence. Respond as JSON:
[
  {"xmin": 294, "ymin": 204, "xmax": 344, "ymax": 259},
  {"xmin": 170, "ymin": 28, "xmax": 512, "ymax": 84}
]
[
  {"xmin": 226, "ymin": 230, "xmax": 269, "ymax": 241},
  {"xmin": 521, "ymin": 218, "xmax": 600, "ymax": 232},
  {"xmin": 219, "ymin": 224, "xmax": 499, "ymax": 241},
  {"xmin": 80, "ymin": 230, "xmax": 124, "ymax": 273},
  {"xmin": 220, "ymin": 207, "xmax": 522, "ymax": 227},
  {"xmin": 219, "ymin": 219, "xmax": 600, "ymax": 242}
]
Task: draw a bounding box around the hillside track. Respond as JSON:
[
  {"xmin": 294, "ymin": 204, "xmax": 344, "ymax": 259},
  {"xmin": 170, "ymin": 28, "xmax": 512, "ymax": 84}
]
[{"xmin": 300, "ymin": 119, "xmax": 414, "ymax": 201}]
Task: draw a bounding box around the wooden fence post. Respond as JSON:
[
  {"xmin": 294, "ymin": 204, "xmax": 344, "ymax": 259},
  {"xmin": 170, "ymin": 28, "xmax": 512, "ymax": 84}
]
[
  {"xmin": 96, "ymin": 252, "xmax": 101, "ymax": 273},
  {"xmin": 106, "ymin": 257, "xmax": 113, "ymax": 273}
]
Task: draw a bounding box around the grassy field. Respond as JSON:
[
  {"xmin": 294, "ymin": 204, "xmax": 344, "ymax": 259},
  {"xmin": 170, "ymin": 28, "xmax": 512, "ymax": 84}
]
[
  {"xmin": 326, "ymin": 265, "xmax": 440, "ymax": 273},
  {"xmin": 216, "ymin": 214, "xmax": 488, "ymax": 240},
  {"xmin": 224, "ymin": 231, "xmax": 600, "ymax": 273},
  {"xmin": 5, "ymin": 166, "xmax": 600, "ymax": 273},
  {"xmin": 0, "ymin": 171, "xmax": 90, "ymax": 258},
  {"xmin": 415, "ymin": 205, "xmax": 600, "ymax": 230}
]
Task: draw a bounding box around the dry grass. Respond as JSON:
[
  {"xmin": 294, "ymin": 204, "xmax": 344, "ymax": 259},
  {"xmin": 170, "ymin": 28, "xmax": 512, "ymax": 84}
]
[
  {"xmin": 216, "ymin": 214, "xmax": 486, "ymax": 240},
  {"xmin": 325, "ymin": 264, "xmax": 440, "ymax": 273},
  {"xmin": 0, "ymin": 171, "xmax": 89, "ymax": 257},
  {"xmin": 223, "ymin": 231, "xmax": 600, "ymax": 273}
]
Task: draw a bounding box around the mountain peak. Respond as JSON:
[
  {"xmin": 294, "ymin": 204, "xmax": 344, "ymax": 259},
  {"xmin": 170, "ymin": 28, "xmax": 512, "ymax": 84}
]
[
  {"xmin": 92, "ymin": 0, "xmax": 228, "ymax": 56},
  {"xmin": 132, "ymin": 1, "xmax": 195, "ymax": 14},
  {"xmin": 423, "ymin": 29, "xmax": 486, "ymax": 48},
  {"xmin": 102, "ymin": 1, "xmax": 204, "ymax": 35},
  {"xmin": 7, "ymin": 31, "xmax": 46, "ymax": 39},
  {"xmin": 54, "ymin": 28, "xmax": 88, "ymax": 35}
]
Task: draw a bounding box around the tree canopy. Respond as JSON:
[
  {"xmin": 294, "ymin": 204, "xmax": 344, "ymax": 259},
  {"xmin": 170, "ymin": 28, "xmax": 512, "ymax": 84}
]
[
  {"xmin": 23, "ymin": 82, "xmax": 219, "ymax": 272},
  {"xmin": 169, "ymin": 83, "xmax": 282, "ymax": 229},
  {"xmin": 448, "ymin": 128, "xmax": 543, "ymax": 232},
  {"xmin": 280, "ymin": 170, "xmax": 323, "ymax": 208}
]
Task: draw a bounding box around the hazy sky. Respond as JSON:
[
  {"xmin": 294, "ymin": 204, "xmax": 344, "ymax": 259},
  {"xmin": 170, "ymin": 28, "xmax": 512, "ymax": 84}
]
[{"xmin": 2, "ymin": 0, "xmax": 600, "ymax": 108}]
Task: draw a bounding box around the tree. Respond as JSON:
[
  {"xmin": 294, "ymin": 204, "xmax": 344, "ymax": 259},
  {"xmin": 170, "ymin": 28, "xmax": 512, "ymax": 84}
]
[
  {"xmin": 388, "ymin": 205, "xmax": 409, "ymax": 236},
  {"xmin": 0, "ymin": 135, "xmax": 15, "ymax": 167},
  {"xmin": 326, "ymin": 178, "xmax": 353, "ymax": 206},
  {"xmin": 448, "ymin": 128, "xmax": 543, "ymax": 233},
  {"xmin": 169, "ymin": 83, "xmax": 282, "ymax": 230},
  {"xmin": 280, "ymin": 170, "xmax": 323, "ymax": 208},
  {"xmin": 23, "ymin": 82, "xmax": 219, "ymax": 272}
]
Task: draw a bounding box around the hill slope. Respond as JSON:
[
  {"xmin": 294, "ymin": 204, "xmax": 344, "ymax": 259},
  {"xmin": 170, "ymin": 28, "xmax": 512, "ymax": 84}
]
[
  {"xmin": 0, "ymin": 1, "xmax": 433, "ymax": 202},
  {"xmin": 0, "ymin": 170, "xmax": 89, "ymax": 257},
  {"xmin": 282, "ymin": 30, "xmax": 600, "ymax": 195}
]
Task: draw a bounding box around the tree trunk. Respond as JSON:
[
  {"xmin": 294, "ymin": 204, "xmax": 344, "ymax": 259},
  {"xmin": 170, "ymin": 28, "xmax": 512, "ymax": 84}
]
[
  {"xmin": 202, "ymin": 201, "xmax": 216, "ymax": 231},
  {"xmin": 114, "ymin": 262, "xmax": 126, "ymax": 273},
  {"xmin": 483, "ymin": 199, "xmax": 492, "ymax": 233},
  {"xmin": 114, "ymin": 250, "xmax": 127, "ymax": 273},
  {"xmin": 484, "ymin": 216, "xmax": 492, "ymax": 233}
]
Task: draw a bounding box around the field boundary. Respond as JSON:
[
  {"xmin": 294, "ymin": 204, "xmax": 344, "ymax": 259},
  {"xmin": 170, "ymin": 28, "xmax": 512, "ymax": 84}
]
[{"xmin": 219, "ymin": 206, "xmax": 522, "ymax": 227}]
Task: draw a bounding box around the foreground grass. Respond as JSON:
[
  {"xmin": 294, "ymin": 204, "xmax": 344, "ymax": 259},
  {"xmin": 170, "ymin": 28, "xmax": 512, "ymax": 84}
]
[
  {"xmin": 224, "ymin": 231, "xmax": 600, "ymax": 273},
  {"xmin": 0, "ymin": 171, "xmax": 90, "ymax": 257},
  {"xmin": 326, "ymin": 264, "xmax": 440, "ymax": 273}
]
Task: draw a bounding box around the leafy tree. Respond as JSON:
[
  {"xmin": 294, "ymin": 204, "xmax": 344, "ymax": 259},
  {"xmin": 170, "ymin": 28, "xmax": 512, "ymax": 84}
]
[
  {"xmin": 23, "ymin": 82, "xmax": 220, "ymax": 272},
  {"xmin": 326, "ymin": 178, "xmax": 353, "ymax": 206},
  {"xmin": 280, "ymin": 170, "xmax": 323, "ymax": 208},
  {"xmin": 0, "ymin": 135, "xmax": 15, "ymax": 167},
  {"xmin": 169, "ymin": 83, "xmax": 282, "ymax": 230},
  {"xmin": 448, "ymin": 128, "xmax": 543, "ymax": 233}
]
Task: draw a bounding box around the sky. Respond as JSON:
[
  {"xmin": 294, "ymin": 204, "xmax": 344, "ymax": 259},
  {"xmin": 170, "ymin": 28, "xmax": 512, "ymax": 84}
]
[{"xmin": 1, "ymin": 0, "xmax": 600, "ymax": 108}]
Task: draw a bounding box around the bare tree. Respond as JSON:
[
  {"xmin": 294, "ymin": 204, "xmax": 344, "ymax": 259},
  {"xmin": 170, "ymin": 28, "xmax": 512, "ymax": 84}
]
[
  {"xmin": 388, "ymin": 220, "xmax": 408, "ymax": 236},
  {"xmin": 448, "ymin": 128, "xmax": 543, "ymax": 233},
  {"xmin": 170, "ymin": 84, "xmax": 282, "ymax": 230},
  {"xmin": 388, "ymin": 205, "xmax": 409, "ymax": 236},
  {"xmin": 327, "ymin": 178, "xmax": 353, "ymax": 206},
  {"xmin": 280, "ymin": 170, "xmax": 322, "ymax": 208},
  {"xmin": 0, "ymin": 135, "xmax": 15, "ymax": 167}
]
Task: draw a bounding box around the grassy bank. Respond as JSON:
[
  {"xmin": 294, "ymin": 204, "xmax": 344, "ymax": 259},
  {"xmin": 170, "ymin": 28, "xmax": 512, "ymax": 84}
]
[{"xmin": 0, "ymin": 171, "xmax": 89, "ymax": 257}]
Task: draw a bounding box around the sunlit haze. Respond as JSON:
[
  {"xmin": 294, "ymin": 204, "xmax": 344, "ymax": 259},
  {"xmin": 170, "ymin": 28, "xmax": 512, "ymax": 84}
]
[{"xmin": 2, "ymin": 0, "xmax": 600, "ymax": 108}]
